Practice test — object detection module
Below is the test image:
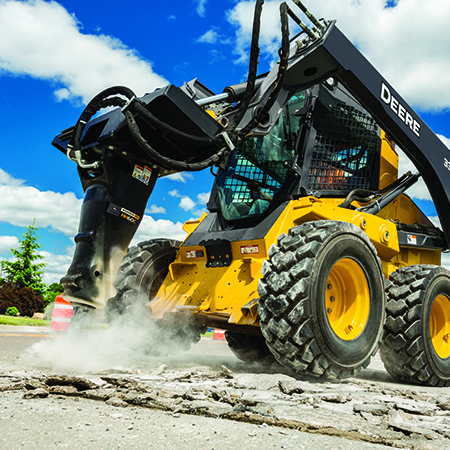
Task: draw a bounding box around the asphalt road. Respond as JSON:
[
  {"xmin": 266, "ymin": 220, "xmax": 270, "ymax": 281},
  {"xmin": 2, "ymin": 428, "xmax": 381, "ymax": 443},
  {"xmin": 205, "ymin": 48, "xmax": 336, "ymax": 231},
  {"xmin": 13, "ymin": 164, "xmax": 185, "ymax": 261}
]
[{"xmin": 0, "ymin": 325, "xmax": 446, "ymax": 450}]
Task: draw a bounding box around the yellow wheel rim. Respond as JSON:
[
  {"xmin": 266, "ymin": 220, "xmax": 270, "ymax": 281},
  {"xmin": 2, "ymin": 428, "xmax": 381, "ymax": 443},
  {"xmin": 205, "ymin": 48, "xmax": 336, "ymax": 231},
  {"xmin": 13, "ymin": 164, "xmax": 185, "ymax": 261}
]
[
  {"xmin": 325, "ymin": 258, "xmax": 370, "ymax": 340},
  {"xmin": 430, "ymin": 294, "xmax": 450, "ymax": 359}
]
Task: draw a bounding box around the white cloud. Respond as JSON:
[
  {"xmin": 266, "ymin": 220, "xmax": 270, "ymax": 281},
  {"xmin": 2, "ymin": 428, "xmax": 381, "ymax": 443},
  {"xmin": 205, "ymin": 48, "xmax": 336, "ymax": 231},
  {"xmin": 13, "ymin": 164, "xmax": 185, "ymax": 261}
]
[
  {"xmin": 146, "ymin": 204, "xmax": 167, "ymax": 215},
  {"xmin": 179, "ymin": 196, "xmax": 196, "ymax": 211},
  {"xmin": 196, "ymin": 28, "xmax": 231, "ymax": 46},
  {"xmin": 194, "ymin": 0, "xmax": 208, "ymax": 17},
  {"xmin": 397, "ymin": 148, "xmax": 431, "ymax": 201},
  {"xmin": 166, "ymin": 173, "xmax": 194, "ymax": 183},
  {"xmin": 0, "ymin": 168, "xmax": 24, "ymax": 187},
  {"xmin": 397, "ymin": 134, "xmax": 450, "ymax": 203},
  {"xmin": 197, "ymin": 29, "xmax": 220, "ymax": 44},
  {"xmin": 167, "ymin": 186, "xmax": 207, "ymax": 211},
  {"xmin": 227, "ymin": 1, "xmax": 283, "ymax": 64},
  {"xmin": 0, "ymin": 236, "xmax": 19, "ymax": 254},
  {"xmin": 197, "ymin": 192, "xmax": 210, "ymax": 204},
  {"xmin": 438, "ymin": 134, "xmax": 450, "ymax": 149},
  {"xmin": 305, "ymin": 0, "xmax": 450, "ymax": 110},
  {"xmin": 0, "ymin": 0, "xmax": 168, "ymax": 104},
  {"xmin": 0, "ymin": 178, "xmax": 82, "ymax": 236},
  {"xmin": 40, "ymin": 248, "xmax": 74, "ymax": 285},
  {"xmin": 133, "ymin": 215, "xmax": 186, "ymax": 244},
  {"xmin": 228, "ymin": 0, "xmax": 450, "ymax": 110}
]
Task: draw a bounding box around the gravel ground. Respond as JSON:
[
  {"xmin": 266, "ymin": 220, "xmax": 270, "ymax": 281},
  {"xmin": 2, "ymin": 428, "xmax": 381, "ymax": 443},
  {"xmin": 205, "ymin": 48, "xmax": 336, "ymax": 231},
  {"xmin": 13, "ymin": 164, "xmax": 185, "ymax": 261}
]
[
  {"xmin": 1, "ymin": 390, "xmax": 394, "ymax": 450},
  {"xmin": 1, "ymin": 326, "xmax": 450, "ymax": 449}
]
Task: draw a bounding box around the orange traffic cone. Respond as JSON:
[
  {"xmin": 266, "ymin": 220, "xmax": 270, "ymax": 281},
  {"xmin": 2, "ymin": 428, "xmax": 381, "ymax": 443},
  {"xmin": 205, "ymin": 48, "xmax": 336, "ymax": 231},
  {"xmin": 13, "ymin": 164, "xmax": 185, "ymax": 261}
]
[
  {"xmin": 50, "ymin": 295, "xmax": 73, "ymax": 331},
  {"xmin": 213, "ymin": 329, "xmax": 226, "ymax": 340}
]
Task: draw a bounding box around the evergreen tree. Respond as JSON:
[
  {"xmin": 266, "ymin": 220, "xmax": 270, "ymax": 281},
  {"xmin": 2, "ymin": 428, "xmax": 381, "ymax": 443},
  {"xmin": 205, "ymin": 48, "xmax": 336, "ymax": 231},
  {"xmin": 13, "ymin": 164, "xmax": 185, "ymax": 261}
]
[{"xmin": 1, "ymin": 220, "xmax": 46, "ymax": 296}]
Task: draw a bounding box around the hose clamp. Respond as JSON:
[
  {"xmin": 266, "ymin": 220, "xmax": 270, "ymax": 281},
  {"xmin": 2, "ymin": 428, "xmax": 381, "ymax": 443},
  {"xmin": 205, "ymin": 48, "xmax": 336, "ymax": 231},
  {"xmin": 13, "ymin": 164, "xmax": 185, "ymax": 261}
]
[{"xmin": 121, "ymin": 96, "xmax": 137, "ymax": 115}]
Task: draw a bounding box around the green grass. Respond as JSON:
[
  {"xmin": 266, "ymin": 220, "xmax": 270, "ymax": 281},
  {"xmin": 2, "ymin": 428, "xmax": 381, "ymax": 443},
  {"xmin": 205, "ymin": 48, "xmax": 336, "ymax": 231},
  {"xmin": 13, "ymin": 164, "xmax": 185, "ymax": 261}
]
[
  {"xmin": 0, "ymin": 315, "xmax": 50, "ymax": 327},
  {"xmin": 0, "ymin": 317, "xmax": 217, "ymax": 334},
  {"xmin": 201, "ymin": 329, "xmax": 214, "ymax": 338}
]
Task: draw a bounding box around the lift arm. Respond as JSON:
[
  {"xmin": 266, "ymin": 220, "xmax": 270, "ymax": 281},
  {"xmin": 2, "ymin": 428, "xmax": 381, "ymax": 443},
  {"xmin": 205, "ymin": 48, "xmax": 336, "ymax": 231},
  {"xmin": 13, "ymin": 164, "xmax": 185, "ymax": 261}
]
[{"xmin": 240, "ymin": 10, "xmax": 450, "ymax": 247}]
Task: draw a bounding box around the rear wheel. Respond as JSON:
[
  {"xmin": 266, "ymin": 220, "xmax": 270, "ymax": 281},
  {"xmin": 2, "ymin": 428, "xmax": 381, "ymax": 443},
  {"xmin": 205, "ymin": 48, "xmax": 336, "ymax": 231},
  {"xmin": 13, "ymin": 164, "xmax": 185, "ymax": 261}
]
[
  {"xmin": 225, "ymin": 331, "xmax": 276, "ymax": 364},
  {"xmin": 380, "ymin": 265, "xmax": 450, "ymax": 386},
  {"xmin": 257, "ymin": 220, "xmax": 385, "ymax": 379},
  {"xmin": 105, "ymin": 239, "xmax": 205, "ymax": 355}
]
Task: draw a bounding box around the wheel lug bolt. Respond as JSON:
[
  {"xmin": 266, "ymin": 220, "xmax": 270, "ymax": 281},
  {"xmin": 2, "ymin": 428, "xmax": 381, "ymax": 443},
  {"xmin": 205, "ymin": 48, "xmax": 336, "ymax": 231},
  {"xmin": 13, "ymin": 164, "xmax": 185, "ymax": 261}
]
[
  {"xmin": 330, "ymin": 296, "xmax": 335, "ymax": 302},
  {"xmin": 327, "ymin": 284, "xmax": 332, "ymax": 289},
  {"xmin": 327, "ymin": 308, "xmax": 332, "ymax": 313}
]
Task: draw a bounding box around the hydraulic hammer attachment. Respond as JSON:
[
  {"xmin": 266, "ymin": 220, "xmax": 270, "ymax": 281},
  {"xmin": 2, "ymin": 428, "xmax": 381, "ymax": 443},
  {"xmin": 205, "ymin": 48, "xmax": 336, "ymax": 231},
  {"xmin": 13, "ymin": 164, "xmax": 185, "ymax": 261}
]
[
  {"xmin": 61, "ymin": 154, "xmax": 157, "ymax": 309},
  {"xmin": 54, "ymin": 84, "xmax": 229, "ymax": 310}
]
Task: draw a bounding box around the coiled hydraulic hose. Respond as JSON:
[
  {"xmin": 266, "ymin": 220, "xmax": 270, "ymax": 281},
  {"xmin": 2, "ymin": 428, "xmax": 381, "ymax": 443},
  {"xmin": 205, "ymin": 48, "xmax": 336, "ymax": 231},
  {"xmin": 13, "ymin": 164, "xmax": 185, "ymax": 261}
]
[
  {"xmin": 125, "ymin": 99, "xmax": 223, "ymax": 148},
  {"xmin": 68, "ymin": 86, "xmax": 229, "ymax": 172},
  {"xmin": 124, "ymin": 109, "xmax": 228, "ymax": 172},
  {"xmin": 67, "ymin": 86, "xmax": 134, "ymax": 169}
]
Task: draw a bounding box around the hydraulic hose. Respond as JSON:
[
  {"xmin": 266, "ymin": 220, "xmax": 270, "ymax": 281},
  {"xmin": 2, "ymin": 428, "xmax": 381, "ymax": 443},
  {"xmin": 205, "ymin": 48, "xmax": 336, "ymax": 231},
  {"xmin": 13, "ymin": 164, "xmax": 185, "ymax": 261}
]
[
  {"xmin": 125, "ymin": 110, "xmax": 228, "ymax": 172},
  {"xmin": 239, "ymin": 2, "xmax": 290, "ymax": 136},
  {"xmin": 68, "ymin": 86, "xmax": 135, "ymax": 157},
  {"xmin": 339, "ymin": 172, "xmax": 414, "ymax": 209},
  {"xmin": 227, "ymin": 0, "xmax": 264, "ymax": 132},
  {"xmin": 68, "ymin": 85, "xmax": 230, "ymax": 172},
  {"xmin": 126, "ymin": 100, "xmax": 223, "ymax": 148}
]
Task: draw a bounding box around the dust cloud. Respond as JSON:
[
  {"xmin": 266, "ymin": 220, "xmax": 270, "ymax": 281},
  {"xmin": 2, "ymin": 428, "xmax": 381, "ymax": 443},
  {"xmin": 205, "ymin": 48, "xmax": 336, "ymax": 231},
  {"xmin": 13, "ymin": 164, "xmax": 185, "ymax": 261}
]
[{"xmin": 24, "ymin": 302, "xmax": 185, "ymax": 374}]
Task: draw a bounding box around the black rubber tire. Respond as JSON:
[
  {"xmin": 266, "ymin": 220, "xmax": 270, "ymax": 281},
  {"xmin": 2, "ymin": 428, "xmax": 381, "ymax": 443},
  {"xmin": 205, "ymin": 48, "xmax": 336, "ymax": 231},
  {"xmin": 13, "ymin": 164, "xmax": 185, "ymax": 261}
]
[
  {"xmin": 257, "ymin": 220, "xmax": 386, "ymax": 379},
  {"xmin": 380, "ymin": 265, "xmax": 450, "ymax": 386},
  {"xmin": 225, "ymin": 331, "xmax": 277, "ymax": 364},
  {"xmin": 105, "ymin": 239, "xmax": 205, "ymax": 355}
]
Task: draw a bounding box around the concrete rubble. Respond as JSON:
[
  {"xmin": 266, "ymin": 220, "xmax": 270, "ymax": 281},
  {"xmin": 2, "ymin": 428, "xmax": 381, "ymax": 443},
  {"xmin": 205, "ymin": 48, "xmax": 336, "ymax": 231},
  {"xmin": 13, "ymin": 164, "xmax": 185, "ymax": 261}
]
[{"xmin": 1, "ymin": 367, "xmax": 450, "ymax": 449}]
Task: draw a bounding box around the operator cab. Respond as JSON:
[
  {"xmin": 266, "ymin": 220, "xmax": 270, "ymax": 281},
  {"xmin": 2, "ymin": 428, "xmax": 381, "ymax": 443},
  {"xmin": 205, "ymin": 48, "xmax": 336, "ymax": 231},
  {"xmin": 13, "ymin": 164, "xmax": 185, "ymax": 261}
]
[
  {"xmin": 213, "ymin": 82, "xmax": 382, "ymax": 224},
  {"xmin": 215, "ymin": 91, "xmax": 305, "ymax": 221}
]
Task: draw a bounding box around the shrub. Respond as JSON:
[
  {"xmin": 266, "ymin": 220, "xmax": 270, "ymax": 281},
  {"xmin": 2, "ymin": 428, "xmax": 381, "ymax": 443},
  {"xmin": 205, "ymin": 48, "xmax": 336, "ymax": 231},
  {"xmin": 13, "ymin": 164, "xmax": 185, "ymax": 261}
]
[
  {"xmin": 0, "ymin": 283, "xmax": 45, "ymax": 317},
  {"xmin": 5, "ymin": 306, "xmax": 19, "ymax": 316}
]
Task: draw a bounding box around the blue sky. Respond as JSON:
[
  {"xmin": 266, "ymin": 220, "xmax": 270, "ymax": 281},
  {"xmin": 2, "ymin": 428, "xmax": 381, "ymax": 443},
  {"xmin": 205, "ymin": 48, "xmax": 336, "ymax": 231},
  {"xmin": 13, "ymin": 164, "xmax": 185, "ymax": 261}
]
[{"xmin": 0, "ymin": 0, "xmax": 449, "ymax": 283}]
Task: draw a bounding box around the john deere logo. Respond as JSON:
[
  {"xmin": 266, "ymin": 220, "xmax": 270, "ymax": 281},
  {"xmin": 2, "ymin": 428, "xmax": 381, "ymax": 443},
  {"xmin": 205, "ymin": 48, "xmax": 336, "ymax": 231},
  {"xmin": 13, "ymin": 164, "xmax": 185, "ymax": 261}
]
[{"xmin": 380, "ymin": 82, "xmax": 421, "ymax": 138}]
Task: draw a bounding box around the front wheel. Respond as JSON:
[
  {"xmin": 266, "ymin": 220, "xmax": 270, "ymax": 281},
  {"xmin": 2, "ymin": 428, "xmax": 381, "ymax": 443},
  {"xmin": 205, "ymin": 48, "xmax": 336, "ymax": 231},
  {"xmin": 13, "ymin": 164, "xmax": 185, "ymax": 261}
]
[
  {"xmin": 257, "ymin": 220, "xmax": 386, "ymax": 379},
  {"xmin": 380, "ymin": 265, "xmax": 450, "ymax": 386},
  {"xmin": 105, "ymin": 239, "xmax": 205, "ymax": 355}
]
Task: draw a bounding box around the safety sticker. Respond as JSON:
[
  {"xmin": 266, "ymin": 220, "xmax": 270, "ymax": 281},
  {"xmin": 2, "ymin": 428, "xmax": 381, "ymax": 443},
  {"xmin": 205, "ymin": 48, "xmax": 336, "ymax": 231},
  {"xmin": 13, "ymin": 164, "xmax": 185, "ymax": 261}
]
[
  {"xmin": 240, "ymin": 245, "xmax": 259, "ymax": 255},
  {"xmin": 132, "ymin": 164, "xmax": 152, "ymax": 185},
  {"xmin": 407, "ymin": 234, "xmax": 417, "ymax": 245},
  {"xmin": 186, "ymin": 250, "xmax": 205, "ymax": 259}
]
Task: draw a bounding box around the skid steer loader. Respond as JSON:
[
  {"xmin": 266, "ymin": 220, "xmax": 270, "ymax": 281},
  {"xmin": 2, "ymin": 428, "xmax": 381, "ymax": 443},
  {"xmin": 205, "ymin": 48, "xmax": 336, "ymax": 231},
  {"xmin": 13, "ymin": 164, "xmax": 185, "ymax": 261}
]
[{"xmin": 53, "ymin": 0, "xmax": 450, "ymax": 386}]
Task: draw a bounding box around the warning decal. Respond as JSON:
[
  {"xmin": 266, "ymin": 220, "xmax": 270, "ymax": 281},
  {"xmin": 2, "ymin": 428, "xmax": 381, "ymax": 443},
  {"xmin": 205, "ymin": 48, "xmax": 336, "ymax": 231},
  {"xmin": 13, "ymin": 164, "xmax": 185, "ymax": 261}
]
[{"xmin": 132, "ymin": 165, "xmax": 152, "ymax": 185}]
